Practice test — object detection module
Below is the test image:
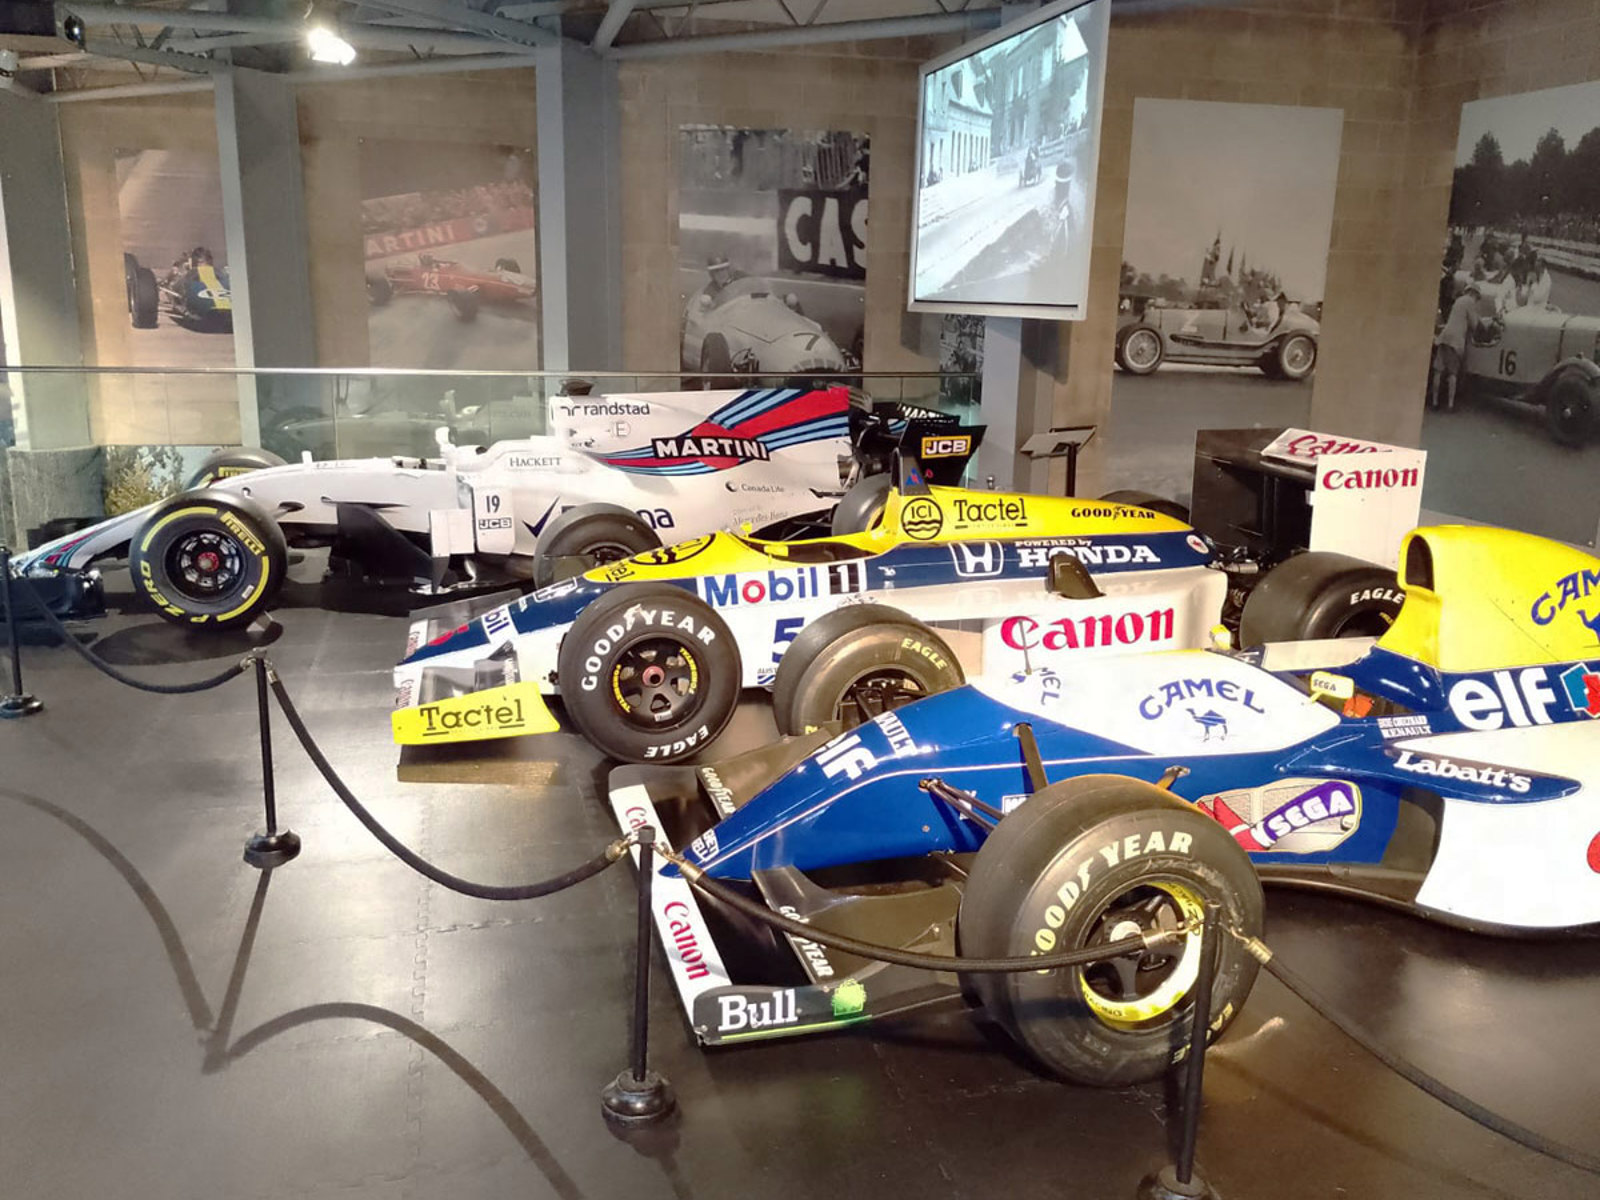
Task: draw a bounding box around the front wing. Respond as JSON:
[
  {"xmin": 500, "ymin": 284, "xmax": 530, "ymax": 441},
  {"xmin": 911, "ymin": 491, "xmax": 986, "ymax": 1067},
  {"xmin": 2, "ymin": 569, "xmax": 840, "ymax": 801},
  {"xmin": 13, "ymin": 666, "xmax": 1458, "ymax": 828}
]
[
  {"xmin": 393, "ymin": 588, "xmax": 561, "ymax": 745},
  {"xmin": 607, "ymin": 737, "xmax": 967, "ymax": 1046}
]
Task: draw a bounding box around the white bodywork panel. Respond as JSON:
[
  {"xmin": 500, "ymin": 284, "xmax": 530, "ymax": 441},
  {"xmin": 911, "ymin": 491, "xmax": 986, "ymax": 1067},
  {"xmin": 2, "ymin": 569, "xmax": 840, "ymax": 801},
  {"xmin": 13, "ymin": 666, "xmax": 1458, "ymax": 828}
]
[
  {"xmin": 1408, "ymin": 721, "xmax": 1600, "ymax": 929},
  {"xmin": 13, "ymin": 389, "xmax": 849, "ymax": 573},
  {"xmin": 975, "ymin": 648, "xmax": 1340, "ymax": 758}
]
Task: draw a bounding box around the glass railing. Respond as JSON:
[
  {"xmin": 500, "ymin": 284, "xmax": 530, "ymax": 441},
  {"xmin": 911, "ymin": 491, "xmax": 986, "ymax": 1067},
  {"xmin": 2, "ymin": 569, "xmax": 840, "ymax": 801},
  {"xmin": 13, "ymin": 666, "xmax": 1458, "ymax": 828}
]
[
  {"xmin": 0, "ymin": 368, "xmax": 980, "ymax": 542},
  {"xmin": 2, "ymin": 367, "xmax": 979, "ymax": 460}
]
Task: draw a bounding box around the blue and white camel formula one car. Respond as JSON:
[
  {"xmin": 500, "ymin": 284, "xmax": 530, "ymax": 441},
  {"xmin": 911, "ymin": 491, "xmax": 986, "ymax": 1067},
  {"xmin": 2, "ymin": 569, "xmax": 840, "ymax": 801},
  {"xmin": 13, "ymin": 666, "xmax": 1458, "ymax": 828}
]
[{"xmin": 608, "ymin": 524, "xmax": 1600, "ymax": 1085}]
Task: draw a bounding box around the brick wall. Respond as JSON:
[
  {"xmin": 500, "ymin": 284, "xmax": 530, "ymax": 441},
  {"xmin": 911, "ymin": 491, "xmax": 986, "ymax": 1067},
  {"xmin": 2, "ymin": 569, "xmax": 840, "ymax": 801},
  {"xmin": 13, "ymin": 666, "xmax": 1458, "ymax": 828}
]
[{"xmin": 296, "ymin": 69, "xmax": 539, "ymax": 368}]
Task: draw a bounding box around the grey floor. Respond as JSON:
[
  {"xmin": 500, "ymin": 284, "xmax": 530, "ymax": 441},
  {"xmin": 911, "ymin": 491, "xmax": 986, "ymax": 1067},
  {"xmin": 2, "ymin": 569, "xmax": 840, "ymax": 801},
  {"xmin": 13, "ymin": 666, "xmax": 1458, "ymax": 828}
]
[{"xmin": 3, "ymin": 559, "xmax": 1599, "ymax": 1199}]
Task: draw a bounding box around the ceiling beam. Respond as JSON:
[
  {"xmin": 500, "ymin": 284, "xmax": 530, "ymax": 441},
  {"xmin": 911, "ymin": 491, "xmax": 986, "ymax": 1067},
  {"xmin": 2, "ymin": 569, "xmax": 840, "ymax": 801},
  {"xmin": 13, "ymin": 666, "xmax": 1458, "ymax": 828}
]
[
  {"xmin": 57, "ymin": 3, "xmax": 536, "ymax": 57},
  {"xmin": 491, "ymin": 1, "xmax": 575, "ymax": 18},
  {"xmin": 50, "ymin": 77, "xmax": 215, "ymax": 101},
  {"xmin": 591, "ymin": 0, "xmax": 637, "ymax": 50},
  {"xmin": 285, "ymin": 51, "xmax": 538, "ymax": 81},
  {"xmin": 82, "ymin": 37, "xmax": 226, "ymax": 73},
  {"xmin": 606, "ymin": 8, "xmax": 998, "ymax": 57},
  {"xmin": 354, "ymin": 0, "xmax": 554, "ymax": 46}
]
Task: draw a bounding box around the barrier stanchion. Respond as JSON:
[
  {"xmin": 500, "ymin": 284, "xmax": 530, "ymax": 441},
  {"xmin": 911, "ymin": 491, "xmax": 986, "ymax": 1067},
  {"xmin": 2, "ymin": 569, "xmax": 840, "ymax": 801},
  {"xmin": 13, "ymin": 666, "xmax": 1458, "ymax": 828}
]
[
  {"xmin": 0, "ymin": 548, "xmax": 43, "ymax": 719},
  {"xmin": 1139, "ymin": 901, "xmax": 1222, "ymax": 1200},
  {"xmin": 243, "ymin": 657, "xmax": 301, "ymax": 870},
  {"xmin": 602, "ymin": 829, "xmax": 675, "ymax": 1127}
]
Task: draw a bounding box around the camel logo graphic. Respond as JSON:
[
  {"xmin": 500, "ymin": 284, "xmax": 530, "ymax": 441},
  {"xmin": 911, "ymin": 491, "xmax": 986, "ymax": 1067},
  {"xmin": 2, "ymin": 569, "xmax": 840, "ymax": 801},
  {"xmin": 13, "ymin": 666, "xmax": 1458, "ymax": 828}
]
[
  {"xmin": 1188, "ymin": 708, "xmax": 1228, "ymax": 741},
  {"xmin": 1581, "ymin": 609, "xmax": 1600, "ymax": 641}
]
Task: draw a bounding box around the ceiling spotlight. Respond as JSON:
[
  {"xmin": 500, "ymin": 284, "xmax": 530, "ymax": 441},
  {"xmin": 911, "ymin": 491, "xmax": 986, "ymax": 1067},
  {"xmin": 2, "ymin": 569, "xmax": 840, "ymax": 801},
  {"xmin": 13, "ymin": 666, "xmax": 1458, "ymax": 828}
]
[{"xmin": 305, "ymin": 3, "xmax": 356, "ymax": 65}]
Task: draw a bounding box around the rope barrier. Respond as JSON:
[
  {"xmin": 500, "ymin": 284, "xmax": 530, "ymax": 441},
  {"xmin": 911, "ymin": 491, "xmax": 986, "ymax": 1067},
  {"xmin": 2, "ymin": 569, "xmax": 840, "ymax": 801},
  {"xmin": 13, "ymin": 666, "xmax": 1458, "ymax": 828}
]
[
  {"xmin": 1233, "ymin": 930, "xmax": 1600, "ymax": 1178},
  {"xmin": 670, "ymin": 846, "xmax": 1600, "ymax": 1176},
  {"xmin": 12, "ymin": 580, "xmax": 252, "ymax": 694},
  {"xmin": 268, "ymin": 668, "xmax": 631, "ymax": 900},
  {"xmin": 660, "ymin": 845, "xmax": 1171, "ymax": 974}
]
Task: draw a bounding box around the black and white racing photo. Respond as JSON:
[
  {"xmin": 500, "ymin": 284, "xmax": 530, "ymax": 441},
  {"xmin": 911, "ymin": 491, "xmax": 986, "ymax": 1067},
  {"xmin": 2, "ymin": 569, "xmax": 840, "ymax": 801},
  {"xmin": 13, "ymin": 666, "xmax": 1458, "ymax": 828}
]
[
  {"xmin": 1106, "ymin": 98, "xmax": 1344, "ymax": 500},
  {"xmin": 676, "ymin": 125, "xmax": 868, "ymax": 381},
  {"xmin": 1422, "ymin": 79, "xmax": 1600, "ymax": 546},
  {"xmin": 909, "ymin": 0, "xmax": 1108, "ymax": 315}
]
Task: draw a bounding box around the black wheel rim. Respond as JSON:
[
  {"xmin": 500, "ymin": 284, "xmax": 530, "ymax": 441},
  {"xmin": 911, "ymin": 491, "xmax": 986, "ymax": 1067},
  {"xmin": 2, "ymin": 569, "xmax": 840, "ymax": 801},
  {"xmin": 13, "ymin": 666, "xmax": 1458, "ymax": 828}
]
[
  {"xmin": 165, "ymin": 530, "xmax": 246, "ymax": 602},
  {"xmin": 832, "ymin": 668, "xmax": 928, "ymax": 728},
  {"xmin": 610, "ymin": 636, "xmax": 702, "ymax": 729},
  {"xmin": 1077, "ymin": 880, "xmax": 1204, "ymax": 1030},
  {"xmin": 587, "ymin": 542, "xmax": 637, "ymax": 565}
]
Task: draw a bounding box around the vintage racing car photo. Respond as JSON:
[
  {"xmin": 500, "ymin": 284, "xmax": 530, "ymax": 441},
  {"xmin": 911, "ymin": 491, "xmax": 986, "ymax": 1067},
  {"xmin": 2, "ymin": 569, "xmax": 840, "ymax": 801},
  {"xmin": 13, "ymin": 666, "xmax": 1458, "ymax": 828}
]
[
  {"xmin": 1429, "ymin": 298, "xmax": 1600, "ymax": 445},
  {"xmin": 1115, "ymin": 298, "xmax": 1320, "ymax": 380},
  {"xmin": 607, "ymin": 522, "xmax": 1600, "ymax": 1084},
  {"xmin": 7, "ymin": 386, "xmax": 885, "ymax": 630},
  {"xmin": 393, "ymin": 460, "xmax": 1404, "ymax": 762},
  {"xmin": 124, "ymin": 247, "xmax": 233, "ymax": 332},
  {"xmin": 682, "ymin": 265, "xmax": 853, "ymax": 380},
  {"xmin": 366, "ymin": 253, "xmax": 538, "ymax": 322}
]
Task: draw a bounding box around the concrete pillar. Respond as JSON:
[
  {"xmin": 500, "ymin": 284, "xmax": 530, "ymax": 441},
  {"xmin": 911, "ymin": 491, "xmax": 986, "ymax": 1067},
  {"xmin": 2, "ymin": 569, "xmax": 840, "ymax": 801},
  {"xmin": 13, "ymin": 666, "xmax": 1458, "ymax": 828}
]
[
  {"xmin": 975, "ymin": 316, "xmax": 1064, "ymax": 494},
  {"xmin": 0, "ymin": 90, "xmax": 92, "ymax": 453},
  {"xmin": 535, "ymin": 40, "xmax": 622, "ymax": 372},
  {"xmin": 215, "ymin": 68, "xmax": 317, "ymax": 444}
]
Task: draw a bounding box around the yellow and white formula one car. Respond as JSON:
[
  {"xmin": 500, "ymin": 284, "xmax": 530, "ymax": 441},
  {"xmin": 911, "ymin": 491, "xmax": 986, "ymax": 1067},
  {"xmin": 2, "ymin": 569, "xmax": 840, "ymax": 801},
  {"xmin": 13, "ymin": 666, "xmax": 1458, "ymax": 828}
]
[{"xmin": 393, "ymin": 468, "xmax": 1402, "ymax": 764}]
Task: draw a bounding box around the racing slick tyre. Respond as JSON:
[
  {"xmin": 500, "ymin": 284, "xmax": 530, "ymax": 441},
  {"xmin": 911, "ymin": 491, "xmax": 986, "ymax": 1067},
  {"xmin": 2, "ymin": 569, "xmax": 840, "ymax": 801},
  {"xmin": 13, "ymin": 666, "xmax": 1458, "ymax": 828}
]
[
  {"xmin": 366, "ymin": 274, "xmax": 393, "ymax": 306},
  {"xmin": 1273, "ymin": 333, "xmax": 1318, "ymax": 382},
  {"xmin": 184, "ymin": 446, "xmax": 288, "ymax": 490},
  {"xmin": 129, "ymin": 489, "xmax": 288, "ymax": 629},
  {"xmin": 1544, "ymin": 373, "xmax": 1598, "ymax": 447},
  {"xmin": 447, "ymin": 289, "xmax": 481, "ymax": 322},
  {"xmin": 830, "ymin": 473, "xmax": 892, "ymax": 536},
  {"xmin": 1098, "ymin": 490, "xmax": 1191, "ymax": 524},
  {"xmin": 1238, "ymin": 550, "xmax": 1403, "ymax": 647},
  {"xmin": 1114, "ymin": 325, "xmax": 1163, "ymax": 375},
  {"xmin": 958, "ymin": 776, "xmax": 1263, "ymax": 1087},
  {"xmin": 128, "ymin": 259, "xmax": 159, "ymax": 330},
  {"xmin": 557, "ymin": 583, "xmax": 741, "ymax": 763},
  {"xmin": 493, "ymin": 257, "xmax": 523, "ymax": 274},
  {"xmin": 772, "ymin": 605, "xmax": 964, "ymax": 736},
  {"xmin": 532, "ymin": 506, "xmax": 663, "ymax": 590}
]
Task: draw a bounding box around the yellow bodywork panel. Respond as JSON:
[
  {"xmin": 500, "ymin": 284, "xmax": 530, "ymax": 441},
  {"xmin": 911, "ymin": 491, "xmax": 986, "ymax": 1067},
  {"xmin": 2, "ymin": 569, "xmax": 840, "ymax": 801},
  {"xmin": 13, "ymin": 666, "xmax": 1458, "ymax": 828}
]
[
  {"xmin": 1379, "ymin": 525, "xmax": 1600, "ymax": 673},
  {"xmin": 581, "ymin": 485, "xmax": 1189, "ymax": 587},
  {"xmin": 392, "ymin": 681, "xmax": 559, "ymax": 745}
]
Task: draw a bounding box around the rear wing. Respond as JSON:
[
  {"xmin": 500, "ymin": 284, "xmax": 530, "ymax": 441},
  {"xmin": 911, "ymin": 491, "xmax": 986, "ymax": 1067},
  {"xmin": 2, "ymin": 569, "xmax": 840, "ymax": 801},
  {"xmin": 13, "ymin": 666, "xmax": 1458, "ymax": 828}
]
[{"xmin": 849, "ymin": 402, "xmax": 984, "ymax": 487}]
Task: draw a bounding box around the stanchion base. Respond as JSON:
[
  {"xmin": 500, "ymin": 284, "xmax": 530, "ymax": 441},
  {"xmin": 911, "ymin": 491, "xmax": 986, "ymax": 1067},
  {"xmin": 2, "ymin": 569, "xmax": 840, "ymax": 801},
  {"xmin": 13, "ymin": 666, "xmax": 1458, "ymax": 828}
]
[
  {"xmin": 0, "ymin": 693, "xmax": 43, "ymax": 719},
  {"xmin": 601, "ymin": 1069, "xmax": 676, "ymax": 1127},
  {"xmin": 243, "ymin": 830, "xmax": 302, "ymax": 870},
  {"xmin": 1136, "ymin": 1166, "xmax": 1220, "ymax": 1200}
]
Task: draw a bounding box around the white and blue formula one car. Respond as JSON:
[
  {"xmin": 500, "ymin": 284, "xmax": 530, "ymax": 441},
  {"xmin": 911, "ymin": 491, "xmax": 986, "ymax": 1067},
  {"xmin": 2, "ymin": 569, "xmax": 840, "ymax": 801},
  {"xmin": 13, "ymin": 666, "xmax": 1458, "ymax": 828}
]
[
  {"xmin": 606, "ymin": 524, "xmax": 1600, "ymax": 1085},
  {"xmin": 393, "ymin": 467, "xmax": 1403, "ymax": 760},
  {"xmin": 7, "ymin": 386, "xmax": 866, "ymax": 630}
]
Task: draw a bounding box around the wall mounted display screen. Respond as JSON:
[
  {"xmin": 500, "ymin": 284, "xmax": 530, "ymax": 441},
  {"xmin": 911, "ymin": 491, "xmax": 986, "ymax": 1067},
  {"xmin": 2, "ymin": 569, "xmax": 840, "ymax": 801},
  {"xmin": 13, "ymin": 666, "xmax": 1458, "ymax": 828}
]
[{"xmin": 909, "ymin": 0, "xmax": 1110, "ymax": 320}]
